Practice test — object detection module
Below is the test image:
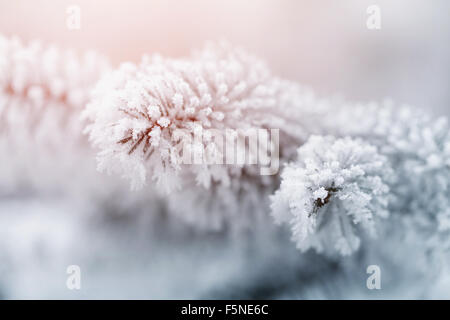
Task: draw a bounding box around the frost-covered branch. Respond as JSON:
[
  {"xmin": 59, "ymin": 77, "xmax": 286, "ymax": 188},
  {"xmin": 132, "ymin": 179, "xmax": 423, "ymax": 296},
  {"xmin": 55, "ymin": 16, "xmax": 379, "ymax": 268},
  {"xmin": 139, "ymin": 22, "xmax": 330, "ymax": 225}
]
[
  {"xmin": 312, "ymin": 100, "xmax": 450, "ymax": 249},
  {"xmin": 0, "ymin": 35, "xmax": 109, "ymax": 139},
  {"xmin": 271, "ymin": 135, "xmax": 391, "ymax": 255},
  {"xmin": 84, "ymin": 42, "xmax": 305, "ymax": 192},
  {"xmin": 0, "ymin": 35, "xmax": 110, "ymax": 195},
  {"xmin": 82, "ymin": 41, "xmax": 450, "ymax": 247},
  {"xmin": 83, "ymin": 42, "xmax": 310, "ymax": 229}
]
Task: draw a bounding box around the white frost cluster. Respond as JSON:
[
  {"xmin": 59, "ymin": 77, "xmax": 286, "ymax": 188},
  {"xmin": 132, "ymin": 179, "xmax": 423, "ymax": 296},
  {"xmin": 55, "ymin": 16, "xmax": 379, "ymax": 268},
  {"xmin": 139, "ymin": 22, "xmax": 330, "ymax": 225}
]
[
  {"xmin": 316, "ymin": 101, "xmax": 450, "ymax": 249},
  {"xmin": 84, "ymin": 42, "xmax": 304, "ymax": 194},
  {"xmin": 0, "ymin": 35, "xmax": 110, "ymax": 194},
  {"xmin": 0, "ymin": 35, "xmax": 110, "ymax": 138},
  {"xmin": 271, "ymin": 135, "xmax": 391, "ymax": 255}
]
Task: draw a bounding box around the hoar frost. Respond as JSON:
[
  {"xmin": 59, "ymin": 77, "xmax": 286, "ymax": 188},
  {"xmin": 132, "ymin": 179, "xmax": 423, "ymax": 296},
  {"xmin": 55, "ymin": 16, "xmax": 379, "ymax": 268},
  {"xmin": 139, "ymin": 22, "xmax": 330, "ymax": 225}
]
[
  {"xmin": 315, "ymin": 100, "xmax": 450, "ymax": 251},
  {"xmin": 83, "ymin": 42, "xmax": 309, "ymax": 229},
  {"xmin": 81, "ymin": 40, "xmax": 450, "ymax": 252},
  {"xmin": 84, "ymin": 42, "xmax": 304, "ymax": 193},
  {"xmin": 271, "ymin": 136, "xmax": 391, "ymax": 256},
  {"xmin": 0, "ymin": 35, "xmax": 110, "ymax": 194},
  {"xmin": 0, "ymin": 35, "xmax": 110, "ymax": 145}
]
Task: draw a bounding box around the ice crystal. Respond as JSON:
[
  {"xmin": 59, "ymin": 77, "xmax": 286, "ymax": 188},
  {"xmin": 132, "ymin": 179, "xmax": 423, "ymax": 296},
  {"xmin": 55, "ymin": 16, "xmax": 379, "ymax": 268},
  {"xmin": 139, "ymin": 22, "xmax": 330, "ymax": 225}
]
[{"xmin": 271, "ymin": 135, "xmax": 391, "ymax": 255}]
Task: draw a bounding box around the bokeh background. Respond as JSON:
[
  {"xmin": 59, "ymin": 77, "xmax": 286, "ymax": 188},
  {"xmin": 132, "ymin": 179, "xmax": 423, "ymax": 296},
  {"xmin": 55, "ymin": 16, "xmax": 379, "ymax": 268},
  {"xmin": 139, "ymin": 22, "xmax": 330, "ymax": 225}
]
[
  {"xmin": 0, "ymin": 0, "xmax": 449, "ymax": 299},
  {"xmin": 1, "ymin": 0, "xmax": 449, "ymax": 115}
]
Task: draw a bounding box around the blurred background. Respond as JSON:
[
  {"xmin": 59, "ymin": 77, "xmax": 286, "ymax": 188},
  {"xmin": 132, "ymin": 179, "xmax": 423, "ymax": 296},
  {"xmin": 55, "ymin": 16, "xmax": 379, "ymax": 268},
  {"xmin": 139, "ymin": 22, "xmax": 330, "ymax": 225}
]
[
  {"xmin": 0, "ymin": 0, "xmax": 449, "ymax": 299},
  {"xmin": 1, "ymin": 0, "xmax": 449, "ymax": 115}
]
